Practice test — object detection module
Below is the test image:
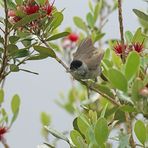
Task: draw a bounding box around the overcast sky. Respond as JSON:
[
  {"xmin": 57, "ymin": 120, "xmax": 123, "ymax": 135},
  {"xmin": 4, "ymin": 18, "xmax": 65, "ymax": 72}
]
[{"xmin": 0, "ymin": 0, "xmax": 147, "ymax": 148}]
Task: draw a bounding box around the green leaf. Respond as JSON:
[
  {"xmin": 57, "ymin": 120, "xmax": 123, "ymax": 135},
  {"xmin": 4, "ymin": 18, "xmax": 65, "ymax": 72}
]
[
  {"xmin": 94, "ymin": 32, "xmax": 105, "ymax": 42},
  {"xmin": 111, "ymin": 50, "xmax": 123, "ymax": 69},
  {"xmin": 51, "ymin": 12, "xmax": 63, "ymax": 30},
  {"xmin": 13, "ymin": 13, "xmax": 40, "ymax": 29},
  {"xmin": 119, "ymin": 105, "xmax": 137, "ymax": 113},
  {"xmin": 7, "ymin": 0, "xmax": 16, "ymax": 9},
  {"xmin": 132, "ymin": 78, "xmax": 144, "ymax": 101},
  {"xmin": 7, "ymin": 44, "xmax": 19, "ymax": 56},
  {"xmin": 103, "ymin": 48, "xmax": 111, "ymax": 59},
  {"xmin": 45, "ymin": 126, "xmax": 69, "ymax": 143},
  {"xmin": 132, "ymin": 28, "xmax": 145, "ymax": 43},
  {"xmin": 10, "ymin": 94, "xmax": 21, "ymax": 126},
  {"xmin": 77, "ymin": 117, "xmax": 90, "ymax": 137},
  {"xmin": 114, "ymin": 109, "xmax": 126, "ymax": 123},
  {"xmin": 134, "ymin": 120, "xmax": 146, "ymax": 145},
  {"xmin": 33, "ymin": 46, "xmax": 56, "ymax": 58},
  {"xmin": 125, "ymin": 31, "xmax": 133, "ymax": 43},
  {"xmin": 11, "ymin": 94, "xmax": 20, "ymax": 114},
  {"xmin": 40, "ymin": 112, "xmax": 51, "ymax": 126},
  {"xmin": 35, "ymin": 0, "xmax": 46, "ymax": 5},
  {"xmin": 100, "ymin": 103, "xmax": 108, "ymax": 118},
  {"xmin": 10, "ymin": 64, "xmax": 19, "ymax": 72},
  {"xmin": 28, "ymin": 54, "xmax": 48, "ymax": 60},
  {"xmin": 46, "ymin": 32, "xmax": 69, "ymax": 41},
  {"xmin": 70, "ymin": 130, "xmax": 84, "ymax": 148},
  {"xmin": 15, "ymin": 0, "xmax": 23, "ymax": 5},
  {"xmin": 10, "ymin": 110, "xmax": 19, "ymax": 126},
  {"xmin": 133, "ymin": 9, "xmax": 148, "ymax": 22},
  {"xmin": 94, "ymin": 0, "xmax": 103, "ymax": 22},
  {"xmin": 13, "ymin": 49, "xmax": 29, "ymax": 58},
  {"xmin": 0, "ymin": 89, "xmax": 4, "ymax": 104},
  {"xmin": 9, "ymin": 36, "xmax": 20, "ymax": 44},
  {"xmin": 125, "ymin": 51, "xmax": 140, "ymax": 81},
  {"xmin": 1, "ymin": 108, "xmax": 8, "ymax": 123},
  {"xmin": 108, "ymin": 68, "xmax": 127, "ymax": 92},
  {"xmin": 95, "ymin": 117, "xmax": 109, "ymax": 145},
  {"xmin": 88, "ymin": 0, "xmax": 93, "ymax": 12},
  {"xmin": 73, "ymin": 16, "xmax": 88, "ymax": 32},
  {"xmin": 86, "ymin": 12, "xmax": 94, "ymax": 28}
]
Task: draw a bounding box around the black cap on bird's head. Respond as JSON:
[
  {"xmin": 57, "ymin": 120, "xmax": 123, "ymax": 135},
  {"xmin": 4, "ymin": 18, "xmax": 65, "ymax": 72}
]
[{"xmin": 70, "ymin": 60, "xmax": 82, "ymax": 70}]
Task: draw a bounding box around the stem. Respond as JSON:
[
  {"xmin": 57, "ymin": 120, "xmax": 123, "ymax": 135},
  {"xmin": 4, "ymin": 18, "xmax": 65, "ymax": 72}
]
[
  {"xmin": 117, "ymin": 1, "xmax": 135, "ymax": 146},
  {"xmin": 40, "ymin": 37, "xmax": 120, "ymax": 106},
  {"xmin": 125, "ymin": 113, "xmax": 136, "ymax": 148},
  {"xmin": 0, "ymin": 0, "xmax": 9, "ymax": 83},
  {"xmin": 117, "ymin": 0, "xmax": 125, "ymax": 62}
]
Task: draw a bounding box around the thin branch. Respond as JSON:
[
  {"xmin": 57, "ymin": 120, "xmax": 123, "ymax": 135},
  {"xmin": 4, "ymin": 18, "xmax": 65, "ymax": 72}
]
[
  {"xmin": 40, "ymin": 37, "xmax": 120, "ymax": 106},
  {"xmin": 0, "ymin": 0, "xmax": 9, "ymax": 83},
  {"xmin": 117, "ymin": 1, "xmax": 135, "ymax": 146},
  {"xmin": 117, "ymin": 0, "xmax": 125, "ymax": 62}
]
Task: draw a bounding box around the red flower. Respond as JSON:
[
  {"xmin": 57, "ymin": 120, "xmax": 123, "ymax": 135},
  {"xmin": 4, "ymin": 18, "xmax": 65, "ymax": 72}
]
[
  {"xmin": 43, "ymin": 4, "xmax": 52, "ymax": 15},
  {"xmin": 68, "ymin": 33, "xmax": 79, "ymax": 42},
  {"xmin": 42, "ymin": 0, "xmax": 55, "ymax": 16},
  {"xmin": 24, "ymin": 4, "xmax": 39, "ymax": 15},
  {"xmin": 0, "ymin": 127, "xmax": 8, "ymax": 140},
  {"xmin": 113, "ymin": 42, "xmax": 126, "ymax": 55},
  {"xmin": 132, "ymin": 42, "xmax": 144, "ymax": 53}
]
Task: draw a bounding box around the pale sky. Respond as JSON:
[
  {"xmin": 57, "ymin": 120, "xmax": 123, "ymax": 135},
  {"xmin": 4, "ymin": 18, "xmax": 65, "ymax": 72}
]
[{"xmin": 0, "ymin": 0, "xmax": 147, "ymax": 148}]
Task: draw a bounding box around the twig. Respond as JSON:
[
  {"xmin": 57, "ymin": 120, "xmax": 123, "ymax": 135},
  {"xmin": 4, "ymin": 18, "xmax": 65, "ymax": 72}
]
[
  {"xmin": 125, "ymin": 113, "xmax": 136, "ymax": 148},
  {"xmin": 0, "ymin": 0, "xmax": 9, "ymax": 83},
  {"xmin": 117, "ymin": 0, "xmax": 125, "ymax": 62},
  {"xmin": 117, "ymin": 1, "xmax": 135, "ymax": 147},
  {"xmin": 40, "ymin": 37, "xmax": 120, "ymax": 106}
]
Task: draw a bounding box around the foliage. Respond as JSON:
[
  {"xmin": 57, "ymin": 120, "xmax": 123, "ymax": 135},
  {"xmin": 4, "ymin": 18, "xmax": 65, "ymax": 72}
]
[{"xmin": 0, "ymin": 0, "xmax": 147, "ymax": 147}]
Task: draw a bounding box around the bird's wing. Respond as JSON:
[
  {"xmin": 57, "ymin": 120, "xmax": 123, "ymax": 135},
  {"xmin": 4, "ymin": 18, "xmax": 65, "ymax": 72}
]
[
  {"xmin": 73, "ymin": 37, "xmax": 96, "ymax": 60},
  {"xmin": 84, "ymin": 50, "xmax": 104, "ymax": 70}
]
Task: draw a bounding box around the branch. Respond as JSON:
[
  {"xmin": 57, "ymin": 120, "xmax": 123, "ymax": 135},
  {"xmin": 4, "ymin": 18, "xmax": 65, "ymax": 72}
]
[
  {"xmin": 0, "ymin": 0, "xmax": 9, "ymax": 83},
  {"xmin": 117, "ymin": 0, "xmax": 125, "ymax": 62},
  {"xmin": 40, "ymin": 38, "xmax": 120, "ymax": 107}
]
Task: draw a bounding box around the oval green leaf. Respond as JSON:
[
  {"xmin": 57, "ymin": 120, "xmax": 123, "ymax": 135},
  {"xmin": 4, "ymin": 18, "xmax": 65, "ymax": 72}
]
[
  {"xmin": 33, "ymin": 45, "xmax": 56, "ymax": 58},
  {"xmin": 70, "ymin": 130, "xmax": 84, "ymax": 148},
  {"xmin": 51, "ymin": 12, "xmax": 63, "ymax": 30},
  {"xmin": 0, "ymin": 89, "xmax": 4, "ymax": 104},
  {"xmin": 108, "ymin": 68, "xmax": 127, "ymax": 92},
  {"xmin": 134, "ymin": 120, "xmax": 146, "ymax": 145},
  {"xmin": 10, "ymin": 64, "xmax": 19, "ymax": 72},
  {"xmin": 125, "ymin": 31, "xmax": 133, "ymax": 43},
  {"xmin": 11, "ymin": 94, "xmax": 20, "ymax": 114},
  {"xmin": 40, "ymin": 112, "xmax": 51, "ymax": 126},
  {"xmin": 125, "ymin": 51, "xmax": 140, "ymax": 81},
  {"xmin": 73, "ymin": 16, "xmax": 88, "ymax": 32},
  {"xmin": 133, "ymin": 9, "xmax": 148, "ymax": 22},
  {"xmin": 94, "ymin": 117, "xmax": 109, "ymax": 145},
  {"xmin": 46, "ymin": 32, "xmax": 69, "ymax": 41},
  {"xmin": 45, "ymin": 126, "xmax": 69, "ymax": 143},
  {"xmin": 86, "ymin": 12, "xmax": 94, "ymax": 28}
]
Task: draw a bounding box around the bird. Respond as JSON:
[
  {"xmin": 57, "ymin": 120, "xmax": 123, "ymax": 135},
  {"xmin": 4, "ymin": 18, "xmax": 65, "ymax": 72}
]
[{"xmin": 69, "ymin": 37, "xmax": 104, "ymax": 80}]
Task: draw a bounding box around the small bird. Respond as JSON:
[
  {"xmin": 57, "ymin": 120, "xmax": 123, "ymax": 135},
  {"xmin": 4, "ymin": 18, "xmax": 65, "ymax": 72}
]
[{"xmin": 70, "ymin": 37, "xmax": 104, "ymax": 80}]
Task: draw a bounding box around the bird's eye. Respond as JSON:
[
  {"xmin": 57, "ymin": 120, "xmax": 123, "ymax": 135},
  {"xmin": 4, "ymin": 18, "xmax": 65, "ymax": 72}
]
[{"xmin": 70, "ymin": 60, "xmax": 82, "ymax": 70}]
